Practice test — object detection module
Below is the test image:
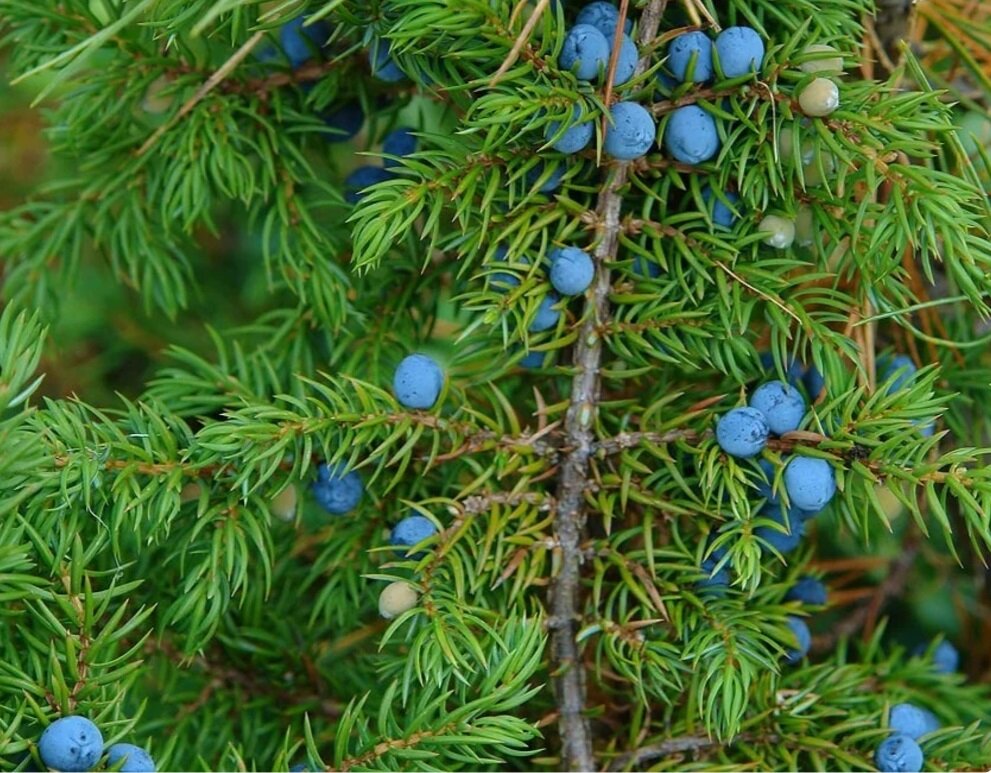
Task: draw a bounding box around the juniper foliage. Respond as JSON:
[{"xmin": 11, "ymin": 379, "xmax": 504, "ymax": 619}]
[{"xmin": 1, "ymin": 0, "xmax": 991, "ymax": 771}]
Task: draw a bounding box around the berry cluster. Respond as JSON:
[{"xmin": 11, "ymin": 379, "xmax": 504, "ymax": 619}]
[
  {"xmin": 543, "ymin": 3, "xmax": 655, "ymax": 161},
  {"xmin": 37, "ymin": 716, "xmax": 155, "ymax": 773},
  {"xmin": 660, "ymin": 26, "xmax": 763, "ymax": 164}
]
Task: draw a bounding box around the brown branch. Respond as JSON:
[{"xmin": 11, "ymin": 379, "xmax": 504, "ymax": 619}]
[
  {"xmin": 607, "ymin": 734, "xmax": 717, "ymax": 771},
  {"xmin": 810, "ymin": 539, "xmax": 919, "ymax": 653},
  {"xmin": 489, "ymin": 0, "xmax": 551, "ymax": 86},
  {"xmin": 137, "ymin": 31, "xmax": 267, "ymax": 156},
  {"xmin": 549, "ymin": 4, "xmax": 668, "ymax": 771}
]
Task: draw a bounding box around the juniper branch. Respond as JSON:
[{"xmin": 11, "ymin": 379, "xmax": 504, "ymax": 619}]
[{"xmin": 548, "ymin": 3, "xmax": 667, "ymax": 770}]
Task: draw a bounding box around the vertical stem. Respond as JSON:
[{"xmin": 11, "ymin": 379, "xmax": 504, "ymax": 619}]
[{"xmin": 548, "ymin": 3, "xmax": 668, "ymax": 771}]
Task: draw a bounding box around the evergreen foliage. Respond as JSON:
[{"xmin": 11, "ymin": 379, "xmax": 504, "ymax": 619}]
[{"xmin": 1, "ymin": 0, "xmax": 991, "ymax": 770}]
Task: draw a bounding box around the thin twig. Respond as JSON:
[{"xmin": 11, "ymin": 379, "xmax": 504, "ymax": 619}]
[
  {"xmin": 490, "ymin": 0, "xmax": 551, "ymax": 87},
  {"xmin": 607, "ymin": 735, "xmax": 717, "ymax": 771},
  {"xmin": 810, "ymin": 540, "xmax": 919, "ymax": 653},
  {"xmin": 549, "ymin": 4, "xmax": 668, "ymax": 771},
  {"xmin": 137, "ymin": 31, "xmax": 267, "ymax": 157}
]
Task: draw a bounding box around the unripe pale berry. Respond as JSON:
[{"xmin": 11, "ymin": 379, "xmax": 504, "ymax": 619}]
[
  {"xmin": 270, "ymin": 483, "xmax": 298, "ymax": 522},
  {"xmin": 799, "ymin": 44, "xmax": 843, "ymax": 74},
  {"xmin": 142, "ymin": 75, "xmax": 175, "ymax": 115},
  {"xmin": 798, "ymin": 78, "xmax": 840, "ymax": 117},
  {"xmin": 379, "ymin": 581, "xmax": 418, "ymax": 619},
  {"xmin": 179, "ymin": 482, "xmax": 202, "ymax": 503},
  {"xmin": 758, "ymin": 215, "xmax": 796, "ymax": 249},
  {"xmin": 794, "ymin": 206, "xmax": 815, "ymax": 247}
]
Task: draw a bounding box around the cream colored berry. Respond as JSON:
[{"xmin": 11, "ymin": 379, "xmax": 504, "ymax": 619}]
[
  {"xmin": 379, "ymin": 581, "xmax": 419, "ymax": 619},
  {"xmin": 795, "ymin": 207, "xmax": 815, "ymax": 247},
  {"xmin": 803, "ymin": 150, "xmax": 836, "ymax": 186},
  {"xmin": 799, "ymin": 45, "xmax": 843, "ymax": 74},
  {"xmin": 179, "ymin": 482, "xmax": 202, "ymax": 503},
  {"xmin": 798, "ymin": 78, "xmax": 840, "ymax": 117},
  {"xmin": 759, "ymin": 215, "xmax": 796, "ymax": 249},
  {"xmin": 270, "ymin": 483, "xmax": 298, "ymax": 522},
  {"xmin": 142, "ymin": 75, "xmax": 175, "ymax": 115}
]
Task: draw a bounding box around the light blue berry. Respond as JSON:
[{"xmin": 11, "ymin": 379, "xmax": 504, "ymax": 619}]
[
  {"xmin": 39, "ymin": 717, "xmax": 103, "ymax": 773},
  {"xmin": 520, "ymin": 350, "xmax": 546, "ymax": 368},
  {"xmin": 529, "ymin": 295, "xmax": 561, "ymax": 332},
  {"xmin": 369, "ymin": 39, "xmax": 405, "ymax": 82},
  {"xmin": 784, "ymin": 616, "xmax": 811, "ymax": 664},
  {"xmin": 667, "ymin": 30, "xmax": 713, "ymax": 83},
  {"xmin": 933, "ymin": 639, "xmax": 959, "ymax": 673},
  {"xmin": 491, "ymin": 248, "xmax": 528, "ymax": 292},
  {"xmin": 279, "ymin": 17, "xmax": 330, "ymax": 70},
  {"xmin": 389, "ymin": 514, "xmax": 438, "ymax": 557},
  {"xmin": 603, "ymin": 101, "xmax": 656, "ymax": 160},
  {"xmin": 322, "ymin": 102, "xmax": 364, "ymax": 143},
  {"xmin": 545, "ymin": 105, "xmax": 594, "ymax": 154},
  {"xmin": 701, "ymin": 186, "xmax": 739, "ymax": 228},
  {"xmin": 874, "ymin": 734, "xmax": 924, "ymax": 773},
  {"xmin": 785, "ymin": 576, "xmax": 827, "ymax": 605},
  {"xmin": 289, "ymin": 765, "xmax": 309, "ymax": 773},
  {"xmin": 916, "ymin": 639, "xmax": 959, "ymax": 673},
  {"xmin": 631, "ymin": 255, "xmax": 661, "ymax": 278},
  {"xmin": 756, "ymin": 503, "xmax": 805, "ymax": 555},
  {"xmin": 664, "ymin": 105, "xmax": 719, "ymax": 164},
  {"xmin": 804, "ymin": 364, "xmax": 825, "ymax": 398},
  {"xmin": 106, "ymin": 743, "xmax": 156, "ymax": 773},
  {"xmin": 715, "ymin": 406, "xmax": 769, "ymax": 458},
  {"xmin": 611, "ymin": 35, "xmax": 638, "ymax": 86},
  {"xmin": 393, "ymin": 353, "xmax": 445, "ymax": 409},
  {"xmin": 783, "ymin": 456, "xmax": 836, "ymax": 511},
  {"xmin": 889, "ymin": 703, "xmax": 940, "ymax": 740},
  {"xmin": 755, "ymin": 458, "xmax": 778, "ymax": 504},
  {"xmin": 880, "ymin": 354, "xmax": 917, "ymax": 394},
  {"xmin": 759, "ymin": 352, "xmax": 806, "ymax": 387},
  {"xmin": 344, "ymin": 166, "xmax": 392, "ymax": 204},
  {"xmin": 560, "ymin": 24, "xmax": 610, "ymax": 81},
  {"xmin": 575, "ymin": 2, "xmax": 633, "ymax": 39},
  {"xmin": 525, "ymin": 161, "xmax": 565, "ymax": 193},
  {"xmin": 549, "ymin": 246, "xmax": 595, "ymax": 295},
  {"xmin": 715, "ymin": 26, "xmax": 765, "ymax": 78},
  {"xmin": 313, "ymin": 462, "xmax": 363, "ymax": 515},
  {"xmin": 382, "ymin": 128, "xmax": 416, "ymax": 168},
  {"xmin": 750, "ymin": 380, "xmax": 806, "ymax": 435}
]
